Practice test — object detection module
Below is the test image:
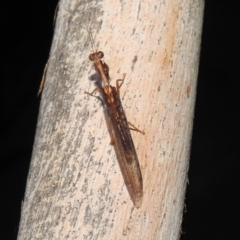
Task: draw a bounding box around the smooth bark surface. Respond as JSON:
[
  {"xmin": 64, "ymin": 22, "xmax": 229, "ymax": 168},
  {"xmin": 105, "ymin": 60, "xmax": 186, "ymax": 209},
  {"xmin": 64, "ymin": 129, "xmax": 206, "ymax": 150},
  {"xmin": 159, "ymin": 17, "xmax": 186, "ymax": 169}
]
[{"xmin": 18, "ymin": 0, "xmax": 204, "ymax": 239}]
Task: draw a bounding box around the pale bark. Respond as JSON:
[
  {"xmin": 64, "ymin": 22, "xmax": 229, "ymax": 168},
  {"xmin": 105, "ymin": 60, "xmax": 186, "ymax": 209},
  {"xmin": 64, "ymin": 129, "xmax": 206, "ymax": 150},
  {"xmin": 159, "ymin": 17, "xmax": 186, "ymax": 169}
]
[{"xmin": 18, "ymin": 0, "xmax": 204, "ymax": 239}]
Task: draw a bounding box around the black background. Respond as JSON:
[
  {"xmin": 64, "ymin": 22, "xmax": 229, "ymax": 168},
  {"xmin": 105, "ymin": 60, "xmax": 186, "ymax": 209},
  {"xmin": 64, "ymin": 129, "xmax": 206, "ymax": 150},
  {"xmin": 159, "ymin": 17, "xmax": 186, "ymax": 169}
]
[{"xmin": 1, "ymin": 1, "xmax": 238, "ymax": 239}]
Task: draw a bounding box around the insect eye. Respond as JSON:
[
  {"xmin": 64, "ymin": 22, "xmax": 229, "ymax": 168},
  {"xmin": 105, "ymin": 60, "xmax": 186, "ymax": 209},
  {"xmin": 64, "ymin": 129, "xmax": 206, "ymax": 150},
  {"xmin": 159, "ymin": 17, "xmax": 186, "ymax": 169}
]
[
  {"xmin": 97, "ymin": 51, "xmax": 104, "ymax": 59},
  {"xmin": 89, "ymin": 54, "xmax": 94, "ymax": 61}
]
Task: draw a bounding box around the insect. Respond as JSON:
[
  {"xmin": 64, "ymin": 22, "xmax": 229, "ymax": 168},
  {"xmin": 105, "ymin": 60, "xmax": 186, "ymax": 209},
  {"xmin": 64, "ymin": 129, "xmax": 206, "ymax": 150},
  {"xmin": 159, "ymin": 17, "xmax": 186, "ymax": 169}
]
[
  {"xmin": 85, "ymin": 49, "xmax": 144, "ymax": 208},
  {"xmin": 37, "ymin": 60, "xmax": 49, "ymax": 96}
]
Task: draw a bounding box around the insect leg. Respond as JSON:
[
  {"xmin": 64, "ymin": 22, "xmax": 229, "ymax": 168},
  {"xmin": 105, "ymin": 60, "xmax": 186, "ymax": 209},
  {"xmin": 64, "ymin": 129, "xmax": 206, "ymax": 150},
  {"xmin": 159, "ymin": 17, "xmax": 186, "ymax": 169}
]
[
  {"xmin": 128, "ymin": 122, "xmax": 145, "ymax": 135},
  {"xmin": 84, "ymin": 87, "xmax": 103, "ymax": 103},
  {"xmin": 116, "ymin": 73, "xmax": 126, "ymax": 97}
]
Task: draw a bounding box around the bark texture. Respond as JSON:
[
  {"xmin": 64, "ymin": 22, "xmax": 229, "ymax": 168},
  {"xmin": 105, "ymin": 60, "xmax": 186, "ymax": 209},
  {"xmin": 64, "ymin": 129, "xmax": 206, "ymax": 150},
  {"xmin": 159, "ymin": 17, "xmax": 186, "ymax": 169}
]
[{"xmin": 18, "ymin": 0, "xmax": 204, "ymax": 239}]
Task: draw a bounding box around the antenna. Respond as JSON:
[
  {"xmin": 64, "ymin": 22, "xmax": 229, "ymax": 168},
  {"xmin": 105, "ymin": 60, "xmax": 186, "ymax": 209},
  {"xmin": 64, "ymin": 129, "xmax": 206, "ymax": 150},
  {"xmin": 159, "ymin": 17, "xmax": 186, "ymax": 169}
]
[{"xmin": 87, "ymin": 26, "xmax": 97, "ymax": 53}]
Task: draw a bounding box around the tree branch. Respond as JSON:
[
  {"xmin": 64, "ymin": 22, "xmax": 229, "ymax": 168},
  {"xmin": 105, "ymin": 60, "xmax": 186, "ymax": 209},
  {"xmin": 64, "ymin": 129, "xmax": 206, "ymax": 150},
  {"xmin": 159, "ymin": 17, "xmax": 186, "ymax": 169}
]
[{"xmin": 18, "ymin": 0, "xmax": 204, "ymax": 239}]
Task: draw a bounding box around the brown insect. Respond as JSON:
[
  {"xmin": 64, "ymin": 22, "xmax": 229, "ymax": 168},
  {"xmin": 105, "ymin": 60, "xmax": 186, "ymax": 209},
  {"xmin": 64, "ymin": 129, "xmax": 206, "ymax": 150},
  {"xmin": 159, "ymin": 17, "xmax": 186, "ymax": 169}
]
[
  {"xmin": 37, "ymin": 60, "xmax": 49, "ymax": 96},
  {"xmin": 85, "ymin": 50, "xmax": 144, "ymax": 208}
]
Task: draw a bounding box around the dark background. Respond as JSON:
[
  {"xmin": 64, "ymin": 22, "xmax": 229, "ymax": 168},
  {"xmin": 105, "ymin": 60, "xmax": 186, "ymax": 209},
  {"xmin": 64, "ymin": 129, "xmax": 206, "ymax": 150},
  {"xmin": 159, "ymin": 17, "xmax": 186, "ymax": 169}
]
[{"xmin": 1, "ymin": 1, "xmax": 238, "ymax": 239}]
